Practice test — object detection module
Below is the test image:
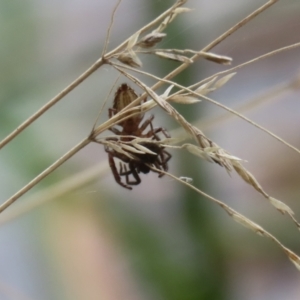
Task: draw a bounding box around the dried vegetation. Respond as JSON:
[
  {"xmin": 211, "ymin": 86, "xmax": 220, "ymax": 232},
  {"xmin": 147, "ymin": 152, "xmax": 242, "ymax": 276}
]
[{"xmin": 1, "ymin": 0, "xmax": 300, "ymax": 271}]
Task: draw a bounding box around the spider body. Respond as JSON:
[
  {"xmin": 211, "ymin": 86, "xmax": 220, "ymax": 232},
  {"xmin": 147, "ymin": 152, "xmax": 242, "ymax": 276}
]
[
  {"xmin": 109, "ymin": 83, "xmax": 145, "ymax": 137},
  {"xmin": 105, "ymin": 83, "xmax": 172, "ymax": 190},
  {"xmin": 106, "ymin": 142, "xmax": 171, "ymax": 189}
]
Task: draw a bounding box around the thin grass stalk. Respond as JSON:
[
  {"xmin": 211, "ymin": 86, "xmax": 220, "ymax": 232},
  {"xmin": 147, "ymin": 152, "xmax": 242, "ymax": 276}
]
[
  {"xmin": 112, "ymin": 62, "xmax": 300, "ymax": 155},
  {"xmin": 0, "ymin": 138, "xmax": 90, "ymax": 213},
  {"xmin": 170, "ymin": 72, "xmax": 300, "ymax": 138},
  {"xmin": 0, "ymin": 161, "xmax": 108, "ymax": 225},
  {"xmin": 153, "ymin": 167, "xmax": 300, "ymax": 271},
  {"xmin": 0, "ymin": 0, "xmax": 186, "ymax": 150},
  {"xmin": 0, "ymin": 0, "xmax": 289, "ymax": 215},
  {"xmin": 191, "ymin": 42, "xmax": 300, "ymax": 91},
  {"xmin": 101, "ymin": 0, "xmax": 278, "ymax": 117}
]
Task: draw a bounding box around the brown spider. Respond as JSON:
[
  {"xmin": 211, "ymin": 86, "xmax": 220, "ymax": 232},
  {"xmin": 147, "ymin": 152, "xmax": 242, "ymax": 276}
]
[
  {"xmin": 105, "ymin": 83, "xmax": 172, "ymax": 190},
  {"xmin": 106, "ymin": 141, "xmax": 171, "ymax": 189},
  {"xmin": 108, "ymin": 83, "xmax": 166, "ymax": 141}
]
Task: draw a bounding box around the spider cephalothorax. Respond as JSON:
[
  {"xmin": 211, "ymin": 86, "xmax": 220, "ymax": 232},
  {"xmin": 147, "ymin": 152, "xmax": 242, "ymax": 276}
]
[{"xmin": 105, "ymin": 83, "xmax": 172, "ymax": 190}]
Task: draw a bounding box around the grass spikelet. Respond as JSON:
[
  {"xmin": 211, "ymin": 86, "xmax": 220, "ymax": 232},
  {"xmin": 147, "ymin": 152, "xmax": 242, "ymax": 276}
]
[{"xmin": 1, "ymin": 0, "xmax": 300, "ymax": 276}]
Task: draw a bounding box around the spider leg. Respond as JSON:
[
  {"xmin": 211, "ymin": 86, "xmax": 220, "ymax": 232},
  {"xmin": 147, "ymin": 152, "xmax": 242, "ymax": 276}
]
[
  {"xmin": 108, "ymin": 154, "xmax": 132, "ymax": 190},
  {"xmin": 144, "ymin": 121, "xmax": 170, "ymax": 140},
  {"xmin": 120, "ymin": 163, "xmax": 131, "ymax": 175},
  {"xmin": 151, "ymin": 161, "xmax": 165, "ymax": 178},
  {"xmin": 142, "ymin": 115, "xmax": 170, "ymax": 140},
  {"xmin": 162, "ymin": 149, "xmax": 172, "ymax": 164},
  {"xmin": 120, "ymin": 162, "xmax": 141, "ymax": 185},
  {"xmin": 138, "ymin": 114, "xmax": 155, "ymax": 132},
  {"xmin": 159, "ymin": 149, "xmax": 171, "ymax": 173},
  {"xmin": 152, "ymin": 127, "xmax": 170, "ymax": 139},
  {"xmin": 153, "ymin": 149, "xmax": 171, "ymax": 177},
  {"xmin": 108, "ymin": 108, "xmax": 117, "ymax": 118}
]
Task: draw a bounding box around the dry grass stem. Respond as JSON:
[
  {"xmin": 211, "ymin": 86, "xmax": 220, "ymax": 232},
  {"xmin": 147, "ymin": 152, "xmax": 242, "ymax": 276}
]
[
  {"xmin": 201, "ymin": 0, "xmax": 279, "ymax": 52},
  {"xmin": 91, "ymin": 77, "xmax": 122, "ymax": 131},
  {"xmin": 112, "ymin": 61, "xmax": 300, "ymax": 157},
  {"xmin": 96, "ymin": 86, "xmax": 300, "ymax": 228},
  {"xmin": 199, "ymin": 94, "xmax": 300, "ymax": 155},
  {"xmin": 0, "ymin": 60, "xmax": 105, "ymax": 150},
  {"xmin": 90, "ymin": 0, "xmax": 285, "ymax": 144},
  {"xmin": 0, "ymin": 138, "xmax": 90, "ymax": 213},
  {"xmin": 98, "ymin": 64, "xmax": 300, "ymax": 227},
  {"xmin": 101, "ymin": 0, "xmax": 122, "ymax": 57},
  {"xmin": 153, "ymin": 168, "xmax": 300, "ymax": 272},
  {"xmin": 156, "ymin": 0, "xmax": 279, "ymax": 88},
  {"xmin": 107, "ymin": 0, "xmax": 276, "ymax": 114},
  {"xmin": 193, "ymin": 42, "xmax": 300, "ymax": 91},
  {"xmin": 111, "ymin": 46, "xmax": 300, "ymax": 155},
  {"xmin": 0, "ymin": 0, "xmax": 186, "ymax": 150},
  {"xmin": 0, "ymin": 162, "xmax": 108, "ymax": 225},
  {"xmin": 185, "ymin": 72, "xmax": 300, "ymax": 134},
  {"xmin": 138, "ymin": 49, "xmax": 232, "ymax": 65},
  {"xmin": 0, "ymin": 0, "xmax": 190, "ymax": 211},
  {"xmin": 1, "ymin": 0, "xmax": 299, "ymax": 277}
]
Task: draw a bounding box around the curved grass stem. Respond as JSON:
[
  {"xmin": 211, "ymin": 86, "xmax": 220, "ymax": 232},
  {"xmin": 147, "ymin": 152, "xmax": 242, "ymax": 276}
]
[
  {"xmin": 0, "ymin": 138, "xmax": 90, "ymax": 213},
  {"xmin": 0, "ymin": 0, "xmax": 185, "ymax": 150}
]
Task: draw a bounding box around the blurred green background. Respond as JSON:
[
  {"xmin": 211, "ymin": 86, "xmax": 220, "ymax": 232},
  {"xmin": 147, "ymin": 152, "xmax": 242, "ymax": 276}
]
[{"xmin": 0, "ymin": 0, "xmax": 300, "ymax": 299}]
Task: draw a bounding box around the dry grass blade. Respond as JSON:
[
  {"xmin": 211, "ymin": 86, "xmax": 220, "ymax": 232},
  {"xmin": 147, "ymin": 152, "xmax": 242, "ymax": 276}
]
[
  {"xmin": 156, "ymin": 6, "xmax": 192, "ymax": 32},
  {"xmin": 1, "ymin": 2, "xmax": 298, "ymax": 279},
  {"xmin": 113, "ymin": 59, "xmax": 299, "ymax": 158},
  {"xmin": 133, "ymin": 143, "xmax": 158, "ymax": 155},
  {"xmin": 229, "ymin": 211, "xmax": 265, "ymax": 236},
  {"xmin": 201, "ymin": 0, "xmax": 279, "ymax": 52},
  {"xmin": 169, "ymin": 95, "xmax": 201, "ymax": 104},
  {"xmin": 0, "ymin": 1, "xmax": 190, "ymax": 212},
  {"xmin": 213, "ymin": 73, "xmax": 236, "ymax": 89},
  {"xmin": 0, "ymin": 0, "xmax": 186, "ymax": 150},
  {"xmin": 101, "ymin": 0, "xmax": 122, "ymax": 56},
  {"xmin": 0, "ymin": 138, "xmax": 90, "ymax": 213},
  {"xmin": 196, "ymin": 92, "xmax": 300, "ymax": 155},
  {"xmin": 0, "ymin": 162, "xmax": 108, "ymax": 225},
  {"xmin": 117, "ymin": 49, "xmax": 143, "ymax": 68},
  {"xmin": 232, "ymin": 161, "xmax": 300, "ymax": 228},
  {"xmin": 155, "ymin": 51, "xmax": 193, "ymax": 63},
  {"xmin": 112, "ymin": 65, "xmax": 300, "ymax": 229},
  {"xmin": 138, "ymin": 49, "xmax": 232, "ymax": 65},
  {"xmin": 109, "ymin": 56, "xmax": 300, "ymax": 230},
  {"xmin": 115, "ymin": 39, "xmax": 300, "ymax": 152},
  {"xmin": 183, "ymin": 72, "xmax": 300, "ymax": 137},
  {"xmin": 111, "ymin": 0, "xmax": 278, "ymax": 115},
  {"xmin": 156, "ymin": 168, "xmax": 300, "ymax": 272},
  {"xmin": 136, "ymin": 32, "xmax": 166, "ymax": 48},
  {"xmin": 127, "ymin": 31, "xmax": 141, "ymax": 49},
  {"xmin": 200, "ymin": 52, "xmax": 232, "ymax": 65}
]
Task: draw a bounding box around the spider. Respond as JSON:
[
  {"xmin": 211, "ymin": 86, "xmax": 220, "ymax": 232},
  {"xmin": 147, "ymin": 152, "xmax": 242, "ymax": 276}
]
[
  {"xmin": 106, "ymin": 141, "xmax": 171, "ymax": 189},
  {"xmin": 108, "ymin": 83, "xmax": 167, "ymax": 141},
  {"xmin": 105, "ymin": 83, "xmax": 172, "ymax": 189}
]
